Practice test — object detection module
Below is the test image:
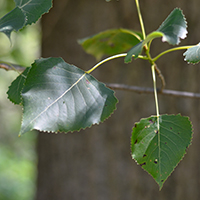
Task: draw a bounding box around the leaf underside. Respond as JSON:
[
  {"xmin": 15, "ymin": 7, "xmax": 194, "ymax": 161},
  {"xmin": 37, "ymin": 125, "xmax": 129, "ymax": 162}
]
[
  {"xmin": 79, "ymin": 28, "xmax": 142, "ymax": 60},
  {"xmin": 0, "ymin": 0, "xmax": 52, "ymax": 39},
  {"xmin": 20, "ymin": 57, "xmax": 118, "ymax": 135},
  {"xmin": 157, "ymin": 8, "xmax": 187, "ymax": 45},
  {"xmin": 131, "ymin": 114, "xmax": 192, "ymax": 190},
  {"xmin": 125, "ymin": 8, "xmax": 187, "ymax": 63},
  {"xmin": 183, "ymin": 43, "xmax": 200, "ymax": 64}
]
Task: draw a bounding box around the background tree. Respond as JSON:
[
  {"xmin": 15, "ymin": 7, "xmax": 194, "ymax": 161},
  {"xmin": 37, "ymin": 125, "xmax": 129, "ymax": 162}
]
[{"xmin": 36, "ymin": 0, "xmax": 200, "ymax": 199}]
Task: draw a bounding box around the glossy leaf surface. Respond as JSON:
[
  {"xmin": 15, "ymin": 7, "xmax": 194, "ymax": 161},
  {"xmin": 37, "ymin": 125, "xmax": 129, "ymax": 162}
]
[
  {"xmin": 79, "ymin": 28, "xmax": 142, "ymax": 60},
  {"xmin": 131, "ymin": 114, "xmax": 192, "ymax": 189},
  {"xmin": 157, "ymin": 8, "xmax": 187, "ymax": 45},
  {"xmin": 20, "ymin": 57, "xmax": 118, "ymax": 135},
  {"xmin": 183, "ymin": 43, "xmax": 200, "ymax": 64}
]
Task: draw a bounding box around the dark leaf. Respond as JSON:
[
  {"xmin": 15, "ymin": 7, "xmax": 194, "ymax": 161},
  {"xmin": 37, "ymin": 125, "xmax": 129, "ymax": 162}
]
[
  {"xmin": 20, "ymin": 57, "xmax": 118, "ymax": 135},
  {"xmin": 131, "ymin": 114, "xmax": 193, "ymax": 189}
]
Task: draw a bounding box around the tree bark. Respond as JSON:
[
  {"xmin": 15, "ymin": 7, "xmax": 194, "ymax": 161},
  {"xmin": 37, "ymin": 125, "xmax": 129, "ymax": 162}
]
[{"xmin": 36, "ymin": 0, "xmax": 200, "ymax": 199}]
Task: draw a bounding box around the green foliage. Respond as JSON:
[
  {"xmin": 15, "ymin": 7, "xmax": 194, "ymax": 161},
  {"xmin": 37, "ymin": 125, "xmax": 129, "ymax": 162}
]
[
  {"xmin": 79, "ymin": 28, "xmax": 142, "ymax": 60},
  {"xmin": 15, "ymin": 0, "xmax": 52, "ymax": 25},
  {"xmin": 0, "ymin": 0, "xmax": 52, "ymax": 39},
  {"xmin": 7, "ymin": 67, "xmax": 29, "ymax": 104},
  {"xmin": 157, "ymin": 8, "xmax": 187, "ymax": 45},
  {"xmin": 125, "ymin": 31, "xmax": 163, "ymax": 63},
  {"xmin": 183, "ymin": 43, "xmax": 200, "ymax": 64},
  {"xmin": 0, "ymin": 7, "xmax": 25, "ymax": 39},
  {"xmin": 125, "ymin": 8, "xmax": 187, "ymax": 63},
  {"xmin": 131, "ymin": 114, "xmax": 192, "ymax": 189},
  {"xmin": 9, "ymin": 57, "xmax": 117, "ymax": 135},
  {"xmin": 2, "ymin": 0, "xmax": 200, "ymax": 190}
]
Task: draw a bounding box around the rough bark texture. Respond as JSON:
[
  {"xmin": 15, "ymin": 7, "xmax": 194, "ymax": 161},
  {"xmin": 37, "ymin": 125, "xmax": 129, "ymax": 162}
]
[{"xmin": 36, "ymin": 0, "xmax": 200, "ymax": 199}]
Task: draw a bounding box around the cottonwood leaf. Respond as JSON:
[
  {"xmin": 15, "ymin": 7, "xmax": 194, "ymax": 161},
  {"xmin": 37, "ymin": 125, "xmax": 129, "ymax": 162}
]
[
  {"xmin": 7, "ymin": 67, "xmax": 30, "ymax": 105},
  {"xmin": 125, "ymin": 8, "xmax": 187, "ymax": 63},
  {"xmin": 15, "ymin": 0, "xmax": 53, "ymax": 25},
  {"xmin": 183, "ymin": 43, "xmax": 200, "ymax": 64},
  {"xmin": 20, "ymin": 57, "xmax": 118, "ymax": 135},
  {"xmin": 131, "ymin": 114, "xmax": 192, "ymax": 190},
  {"xmin": 0, "ymin": 7, "xmax": 25, "ymax": 39},
  {"xmin": 79, "ymin": 28, "xmax": 142, "ymax": 60},
  {"xmin": 0, "ymin": 0, "xmax": 52, "ymax": 39},
  {"xmin": 125, "ymin": 32, "xmax": 163, "ymax": 63},
  {"xmin": 157, "ymin": 8, "xmax": 187, "ymax": 45}
]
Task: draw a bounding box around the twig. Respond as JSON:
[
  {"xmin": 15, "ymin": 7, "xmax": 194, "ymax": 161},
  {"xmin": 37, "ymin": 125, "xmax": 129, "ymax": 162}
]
[
  {"xmin": 0, "ymin": 62, "xmax": 26, "ymax": 72},
  {"xmin": 1, "ymin": 61, "xmax": 200, "ymax": 99},
  {"xmin": 154, "ymin": 63, "xmax": 166, "ymax": 92},
  {"xmin": 106, "ymin": 83, "xmax": 200, "ymax": 99}
]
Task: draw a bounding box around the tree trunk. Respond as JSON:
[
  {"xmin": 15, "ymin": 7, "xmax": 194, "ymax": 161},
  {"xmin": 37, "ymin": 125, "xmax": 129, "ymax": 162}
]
[{"xmin": 36, "ymin": 0, "xmax": 200, "ymax": 199}]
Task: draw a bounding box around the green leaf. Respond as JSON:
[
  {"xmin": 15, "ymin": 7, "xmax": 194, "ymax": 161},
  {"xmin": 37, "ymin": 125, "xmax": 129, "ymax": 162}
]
[
  {"xmin": 20, "ymin": 57, "xmax": 118, "ymax": 135},
  {"xmin": 125, "ymin": 31, "xmax": 163, "ymax": 63},
  {"xmin": 125, "ymin": 8, "xmax": 187, "ymax": 63},
  {"xmin": 7, "ymin": 68, "xmax": 30, "ymax": 105},
  {"xmin": 0, "ymin": 7, "xmax": 25, "ymax": 39},
  {"xmin": 131, "ymin": 114, "xmax": 192, "ymax": 190},
  {"xmin": 0, "ymin": 0, "xmax": 52, "ymax": 39},
  {"xmin": 183, "ymin": 43, "xmax": 200, "ymax": 64},
  {"xmin": 79, "ymin": 28, "xmax": 142, "ymax": 60},
  {"xmin": 157, "ymin": 8, "xmax": 187, "ymax": 45},
  {"xmin": 15, "ymin": 0, "xmax": 53, "ymax": 25}
]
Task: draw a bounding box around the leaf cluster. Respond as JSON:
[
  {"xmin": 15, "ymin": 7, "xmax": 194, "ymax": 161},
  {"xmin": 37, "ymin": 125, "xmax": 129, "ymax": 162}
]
[{"xmin": 0, "ymin": 0, "xmax": 199, "ymax": 190}]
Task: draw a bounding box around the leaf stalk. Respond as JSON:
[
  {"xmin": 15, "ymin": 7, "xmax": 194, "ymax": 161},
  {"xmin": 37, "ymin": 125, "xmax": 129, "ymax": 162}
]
[
  {"xmin": 151, "ymin": 64, "xmax": 160, "ymax": 130},
  {"xmin": 153, "ymin": 45, "xmax": 195, "ymax": 62},
  {"xmin": 135, "ymin": 0, "xmax": 146, "ymax": 39},
  {"xmin": 86, "ymin": 53, "xmax": 147, "ymax": 74}
]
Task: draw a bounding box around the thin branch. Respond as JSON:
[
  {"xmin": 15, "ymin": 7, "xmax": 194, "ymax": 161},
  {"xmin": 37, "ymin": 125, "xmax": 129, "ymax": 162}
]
[
  {"xmin": 106, "ymin": 83, "xmax": 200, "ymax": 99},
  {"xmin": 154, "ymin": 63, "xmax": 166, "ymax": 92},
  {"xmin": 1, "ymin": 61, "xmax": 200, "ymax": 99},
  {"xmin": 0, "ymin": 62, "xmax": 26, "ymax": 72}
]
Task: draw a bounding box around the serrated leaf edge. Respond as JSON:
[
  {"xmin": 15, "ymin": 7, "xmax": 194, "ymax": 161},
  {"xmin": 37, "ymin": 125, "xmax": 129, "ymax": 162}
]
[{"xmin": 131, "ymin": 113, "xmax": 193, "ymax": 189}]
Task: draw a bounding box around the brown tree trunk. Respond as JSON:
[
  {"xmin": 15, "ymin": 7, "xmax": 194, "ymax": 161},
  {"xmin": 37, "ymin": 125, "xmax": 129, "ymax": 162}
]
[{"xmin": 36, "ymin": 0, "xmax": 200, "ymax": 199}]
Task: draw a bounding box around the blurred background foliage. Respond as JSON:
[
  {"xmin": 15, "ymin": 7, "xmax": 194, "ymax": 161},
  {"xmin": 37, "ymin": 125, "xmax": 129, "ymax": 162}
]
[{"xmin": 0, "ymin": 0, "xmax": 41, "ymax": 199}]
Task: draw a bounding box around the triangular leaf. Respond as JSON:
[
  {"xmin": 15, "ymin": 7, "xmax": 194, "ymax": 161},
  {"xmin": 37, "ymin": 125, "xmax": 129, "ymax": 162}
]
[
  {"xmin": 79, "ymin": 28, "xmax": 142, "ymax": 60},
  {"xmin": 157, "ymin": 8, "xmax": 187, "ymax": 45},
  {"xmin": 7, "ymin": 67, "xmax": 30, "ymax": 105},
  {"xmin": 0, "ymin": 7, "xmax": 25, "ymax": 39},
  {"xmin": 15, "ymin": 0, "xmax": 53, "ymax": 25},
  {"xmin": 20, "ymin": 57, "xmax": 118, "ymax": 135},
  {"xmin": 183, "ymin": 43, "xmax": 200, "ymax": 64},
  {"xmin": 131, "ymin": 114, "xmax": 192, "ymax": 189}
]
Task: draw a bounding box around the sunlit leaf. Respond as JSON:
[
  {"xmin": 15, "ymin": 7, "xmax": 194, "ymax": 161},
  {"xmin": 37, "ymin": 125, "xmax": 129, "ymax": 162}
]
[
  {"xmin": 183, "ymin": 43, "xmax": 200, "ymax": 64},
  {"xmin": 157, "ymin": 8, "xmax": 187, "ymax": 45},
  {"xmin": 20, "ymin": 57, "xmax": 118, "ymax": 135},
  {"xmin": 131, "ymin": 114, "xmax": 192, "ymax": 189},
  {"xmin": 7, "ymin": 68, "xmax": 30, "ymax": 105},
  {"xmin": 79, "ymin": 28, "xmax": 142, "ymax": 60}
]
